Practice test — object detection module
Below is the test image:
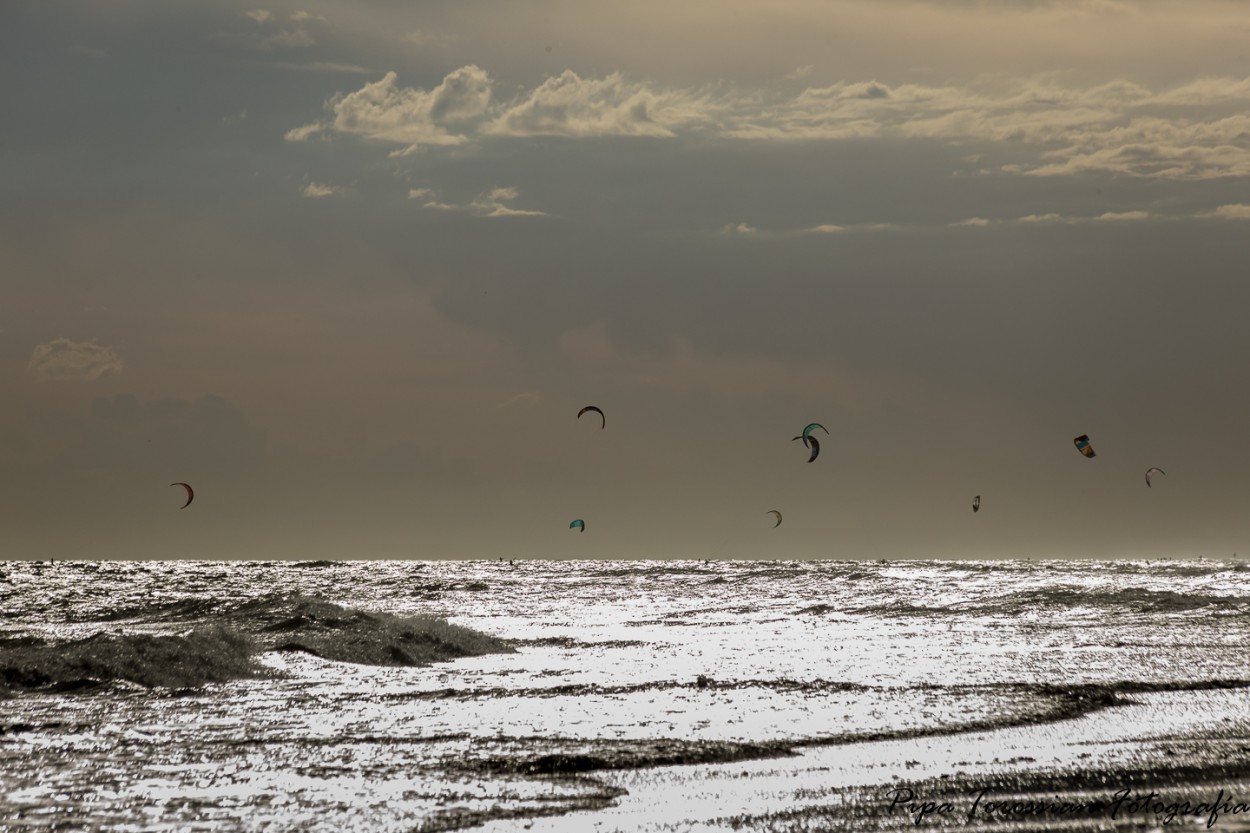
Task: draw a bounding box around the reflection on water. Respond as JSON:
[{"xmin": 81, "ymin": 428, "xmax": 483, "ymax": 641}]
[{"xmin": 2, "ymin": 558, "xmax": 1249, "ymax": 831}]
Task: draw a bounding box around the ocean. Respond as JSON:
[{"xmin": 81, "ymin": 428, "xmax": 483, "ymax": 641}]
[{"xmin": 2, "ymin": 558, "xmax": 1249, "ymax": 832}]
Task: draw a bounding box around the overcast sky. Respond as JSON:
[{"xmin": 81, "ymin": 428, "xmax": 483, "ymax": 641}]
[{"xmin": 4, "ymin": 0, "xmax": 1250, "ymax": 560}]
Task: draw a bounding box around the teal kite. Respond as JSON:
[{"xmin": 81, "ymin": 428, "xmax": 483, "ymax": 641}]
[
  {"xmin": 801, "ymin": 423, "xmax": 829, "ymax": 440},
  {"xmin": 569, "ymin": 519, "xmax": 585, "ymax": 532}
]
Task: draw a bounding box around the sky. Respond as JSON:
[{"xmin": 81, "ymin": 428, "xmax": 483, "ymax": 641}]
[{"xmin": 4, "ymin": 0, "xmax": 1250, "ymax": 560}]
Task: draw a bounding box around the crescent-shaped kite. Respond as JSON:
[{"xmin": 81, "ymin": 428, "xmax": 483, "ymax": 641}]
[
  {"xmin": 792, "ymin": 434, "xmax": 820, "ymax": 463},
  {"xmin": 801, "ymin": 423, "xmax": 829, "ymax": 440},
  {"xmin": 767, "ymin": 510, "xmax": 782, "ymax": 527},
  {"xmin": 1145, "ymin": 467, "xmax": 1166, "ymax": 488},
  {"xmin": 569, "ymin": 519, "xmax": 585, "ymax": 532},
  {"xmin": 577, "ymin": 406, "xmax": 605, "ymax": 429},
  {"xmin": 170, "ymin": 482, "xmax": 194, "ymax": 509}
]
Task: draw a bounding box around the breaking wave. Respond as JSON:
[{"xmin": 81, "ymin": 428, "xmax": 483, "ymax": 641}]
[
  {"xmin": 0, "ymin": 626, "xmax": 258, "ymax": 693},
  {"xmin": 0, "ymin": 594, "xmax": 515, "ymax": 694}
]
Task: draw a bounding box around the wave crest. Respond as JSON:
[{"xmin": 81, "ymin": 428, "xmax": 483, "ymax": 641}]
[
  {"xmin": 0, "ymin": 626, "xmax": 258, "ymax": 693},
  {"xmin": 0, "ymin": 595, "xmax": 516, "ymax": 694}
]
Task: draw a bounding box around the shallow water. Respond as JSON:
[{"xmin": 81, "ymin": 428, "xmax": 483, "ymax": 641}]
[{"xmin": 2, "ymin": 558, "xmax": 1249, "ymax": 831}]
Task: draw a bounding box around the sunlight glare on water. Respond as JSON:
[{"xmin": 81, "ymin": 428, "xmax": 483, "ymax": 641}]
[{"xmin": 2, "ymin": 558, "xmax": 1249, "ymax": 831}]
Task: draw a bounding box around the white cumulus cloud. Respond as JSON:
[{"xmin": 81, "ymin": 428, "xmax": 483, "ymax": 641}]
[
  {"xmin": 327, "ymin": 66, "xmax": 492, "ymax": 146},
  {"xmin": 292, "ymin": 68, "xmax": 1250, "ymax": 180},
  {"xmin": 488, "ymin": 70, "xmax": 714, "ymax": 138}
]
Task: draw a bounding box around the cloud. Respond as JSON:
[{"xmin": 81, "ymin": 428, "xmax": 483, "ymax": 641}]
[
  {"xmin": 325, "ymin": 67, "xmax": 492, "ymax": 146},
  {"xmin": 419, "ymin": 199, "xmax": 461, "ymax": 212},
  {"xmin": 724, "ymin": 220, "xmax": 910, "ymax": 237},
  {"xmin": 388, "ymin": 144, "xmax": 424, "ymax": 157},
  {"xmin": 722, "ymin": 211, "xmax": 1165, "ymax": 236},
  {"xmin": 727, "ymin": 79, "xmax": 932, "ymax": 141},
  {"xmin": 27, "ymin": 338, "xmax": 123, "ymax": 381},
  {"xmin": 294, "ymin": 67, "xmax": 1250, "ymax": 179},
  {"xmin": 717, "ymin": 220, "xmax": 917, "ymax": 237},
  {"xmin": 739, "ymin": 77, "xmax": 1122, "ymax": 144},
  {"xmin": 487, "ymin": 70, "xmax": 715, "ymax": 138},
  {"xmin": 474, "ymin": 186, "xmax": 547, "ymax": 217},
  {"xmin": 728, "ymin": 76, "xmax": 1250, "ymax": 179},
  {"xmin": 1024, "ymin": 114, "xmax": 1250, "ymax": 178},
  {"xmin": 300, "ymin": 182, "xmax": 336, "ymax": 198},
  {"xmin": 426, "ymin": 67, "xmax": 493, "ymax": 122},
  {"xmin": 1012, "ymin": 210, "xmax": 1156, "ymax": 224},
  {"xmin": 1017, "ymin": 212, "xmax": 1069, "ymax": 224},
  {"xmin": 413, "ymin": 186, "xmax": 545, "ymax": 217},
  {"xmin": 1150, "ymin": 76, "xmax": 1250, "ymax": 106},
  {"xmin": 228, "ymin": 10, "xmax": 318, "ymax": 51},
  {"xmin": 784, "ymin": 65, "xmax": 814, "ymax": 81},
  {"xmin": 1198, "ymin": 203, "xmax": 1250, "ymax": 220},
  {"xmin": 1094, "ymin": 210, "xmax": 1150, "ymax": 222},
  {"xmin": 305, "ymin": 67, "xmax": 716, "ymax": 147},
  {"xmin": 284, "ymin": 122, "xmax": 323, "ymax": 142}
]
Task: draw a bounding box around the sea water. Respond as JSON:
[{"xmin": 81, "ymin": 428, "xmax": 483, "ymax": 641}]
[{"xmin": 2, "ymin": 558, "xmax": 1249, "ymax": 832}]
